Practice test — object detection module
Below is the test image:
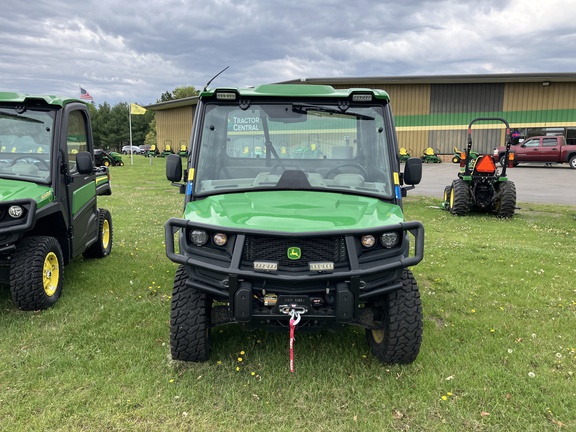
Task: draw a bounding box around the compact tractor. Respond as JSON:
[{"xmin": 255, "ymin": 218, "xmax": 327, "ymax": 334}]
[{"xmin": 442, "ymin": 117, "xmax": 517, "ymax": 217}]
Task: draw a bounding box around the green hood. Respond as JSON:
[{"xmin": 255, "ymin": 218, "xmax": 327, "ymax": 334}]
[
  {"xmin": 0, "ymin": 179, "xmax": 53, "ymax": 208},
  {"xmin": 184, "ymin": 191, "xmax": 404, "ymax": 232}
]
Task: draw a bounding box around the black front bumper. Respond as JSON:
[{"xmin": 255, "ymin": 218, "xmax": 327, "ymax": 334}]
[{"xmin": 165, "ymin": 218, "xmax": 424, "ymax": 325}]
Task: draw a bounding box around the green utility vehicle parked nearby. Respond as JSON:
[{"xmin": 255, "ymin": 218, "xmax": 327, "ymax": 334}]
[
  {"xmin": 165, "ymin": 84, "xmax": 424, "ymax": 365},
  {"xmin": 0, "ymin": 92, "xmax": 113, "ymax": 310}
]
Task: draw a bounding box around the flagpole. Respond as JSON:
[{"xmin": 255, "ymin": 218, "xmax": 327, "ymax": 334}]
[{"xmin": 129, "ymin": 105, "xmax": 134, "ymax": 166}]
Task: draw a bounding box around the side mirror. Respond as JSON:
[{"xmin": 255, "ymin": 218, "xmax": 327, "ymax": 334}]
[
  {"xmin": 403, "ymin": 157, "xmax": 422, "ymax": 185},
  {"xmin": 76, "ymin": 151, "xmax": 93, "ymax": 174},
  {"xmin": 166, "ymin": 154, "xmax": 183, "ymax": 182}
]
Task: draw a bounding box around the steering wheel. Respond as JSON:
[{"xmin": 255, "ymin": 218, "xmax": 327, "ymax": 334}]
[
  {"xmin": 269, "ymin": 161, "xmax": 303, "ymax": 174},
  {"xmin": 325, "ymin": 162, "xmax": 369, "ymax": 179},
  {"xmin": 11, "ymin": 155, "xmax": 50, "ymax": 170}
]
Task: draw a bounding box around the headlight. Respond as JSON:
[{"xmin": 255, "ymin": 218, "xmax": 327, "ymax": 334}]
[
  {"xmin": 380, "ymin": 232, "xmax": 400, "ymax": 248},
  {"xmin": 361, "ymin": 235, "xmax": 376, "ymax": 248},
  {"xmin": 189, "ymin": 229, "xmax": 209, "ymax": 246},
  {"xmin": 8, "ymin": 205, "xmax": 24, "ymax": 218},
  {"xmin": 213, "ymin": 232, "xmax": 228, "ymax": 246}
]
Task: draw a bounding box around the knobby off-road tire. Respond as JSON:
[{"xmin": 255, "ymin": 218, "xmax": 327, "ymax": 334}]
[
  {"xmin": 366, "ymin": 269, "xmax": 423, "ymax": 364},
  {"xmin": 496, "ymin": 181, "xmax": 517, "ymax": 218},
  {"xmin": 10, "ymin": 236, "xmax": 64, "ymax": 310},
  {"xmin": 449, "ymin": 178, "xmax": 471, "ymax": 216},
  {"xmin": 170, "ymin": 265, "xmax": 212, "ymax": 362},
  {"xmin": 83, "ymin": 209, "xmax": 113, "ymax": 258},
  {"xmin": 442, "ymin": 185, "xmax": 451, "ymax": 208}
]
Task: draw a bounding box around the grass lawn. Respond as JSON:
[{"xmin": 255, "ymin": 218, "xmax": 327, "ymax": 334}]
[{"xmin": 0, "ymin": 155, "xmax": 574, "ymax": 431}]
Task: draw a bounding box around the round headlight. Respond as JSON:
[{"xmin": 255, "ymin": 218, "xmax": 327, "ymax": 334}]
[
  {"xmin": 213, "ymin": 232, "xmax": 228, "ymax": 246},
  {"xmin": 380, "ymin": 232, "xmax": 400, "ymax": 248},
  {"xmin": 361, "ymin": 235, "xmax": 376, "ymax": 248},
  {"xmin": 8, "ymin": 205, "xmax": 24, "ymax": 218},
  {"xmin": 189, "ymin": 229, "xmax": 209, "ymax": 246}
]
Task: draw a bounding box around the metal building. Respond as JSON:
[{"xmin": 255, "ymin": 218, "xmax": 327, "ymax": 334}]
[{"xmin": 147, "ymin": 73, "xmax": 576, "ymax": 158}]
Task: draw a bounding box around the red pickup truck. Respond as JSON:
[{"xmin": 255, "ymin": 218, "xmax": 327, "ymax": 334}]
[{"xmin": 494, "ymin": 136, "xmax": 576, "ymax": 169}]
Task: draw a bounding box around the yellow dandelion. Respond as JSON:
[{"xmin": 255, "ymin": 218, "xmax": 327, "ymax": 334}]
[
  {"xmin": 240, "ymin": 351, "xmax": 245, "ymax": 355},
  {"xmin": 251, "ymin": 372, "xmax": 256, "ymax": 376},
  {"xmin": 471, "ymin": 309, "xmax": 476, "ymax": 313},
  {"xmin": 238, "ymin": 357, "xmax": 243, "ymax": 362},
  {"xmin": 236, "ymin": 366, "xmax": 240, "ymax": 372},
  {"xmin": 169, "ymin": 379, "xmax": 175, "ymax": 383},
  {"xmin": 441, "ymin": 395, "xmax": 447, "ymax": 401},
  {"xmin": 447, "ymin": 392, "xmax": 453, "ymax": 396}
]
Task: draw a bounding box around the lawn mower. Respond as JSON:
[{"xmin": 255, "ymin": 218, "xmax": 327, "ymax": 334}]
[
  {"xmin": 94, "ymin": 149, "xmax": 124, "ymax": 167},
  {"xmin": 145, "ymin": 144, "xmax": 159, "ymax": 157},
  {"xmin": 452, "ymin": 146, "xmax": 479, "ymax": 164},
  {"xmin": 159, "ymin": 140, "xmax": 174, "ymax": 158},
  {"xmin": 421, "ymin": 147, "xmax": 442, "ymax": 163},
  {"xmin": 178, "ymin": 140, "xmax": 188, "ymax": 157},
  {"xmin": 441, "ymin": 117, "xmax": 516, "ymax": 217},
  {"xmin": 399, "ymin": 147, "xmax": 412, "ymax": 163}
]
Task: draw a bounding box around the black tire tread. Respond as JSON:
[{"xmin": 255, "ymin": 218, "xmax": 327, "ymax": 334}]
[
  {"xmin": 496, "ymin": 181, "xmax": 517, "ymax": 218},
  {"xmin": 449, "ymin": 178, "xmax": 471, "ymax": 216},
  {"xmin": 366, "ymin": 269, "xmax": 423, "ymax": 364},
  {"xmin": 10, "ymin": 236, "xmax": 64, "ymax": 310},
  {"xmin": 83, "ymin": 208, "xmax": 113, "ymax": 258},
  {"xmin": 170, "ymin": 265, "xmax": 211, "ymax": 362}
]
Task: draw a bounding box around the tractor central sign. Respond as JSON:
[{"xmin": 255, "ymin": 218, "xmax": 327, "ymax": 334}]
[{"xmin": 231, "ymin": 116, "xmax": 260, "ymax": 131}]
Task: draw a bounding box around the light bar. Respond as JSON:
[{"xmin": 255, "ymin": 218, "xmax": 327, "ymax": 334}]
[
  {"xmin": 216, "ymin": 92, "xmax": 237, "ymax": 100},
  {"xmin": 352, "ymin": 94, "xmax": 372, "ymax": 102}
]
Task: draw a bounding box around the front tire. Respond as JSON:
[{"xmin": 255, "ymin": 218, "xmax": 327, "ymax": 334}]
[
  {"xmin": 570, "ymin": 155, "xmax": 576, "ymax": 169},
  {"xmin": 83, "ymin": 209, "xmax": 113, "ymax": 258},
  {"xmin": 366, "ymin": 270, "xmax": 423, "ymax": 364},
  {"xmin": 10, "ymin": 236, "xmax": 64, "ymax": 310},
  {"xmin": 170, "ymin": 265, "xmax": 212, "ymax": 362}
]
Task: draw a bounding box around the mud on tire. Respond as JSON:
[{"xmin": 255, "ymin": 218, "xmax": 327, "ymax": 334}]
[
  {"xmin": 170, "ymin": 265, "xmax": 212, "ymax": 362},
  {"xmin": 366, "ymin": 269, "xmax": 423, "ymax": 364},
  {"xmin": 10, "ymin": 236, "xmax": 64, "ymax": 310}
]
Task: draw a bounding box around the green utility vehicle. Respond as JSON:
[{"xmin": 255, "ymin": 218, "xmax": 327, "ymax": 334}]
[
  {"xmin": 0, "ymin": 92, "xmax": 113, "ymax": 310},
  {"xmin": 165, "ymin": 84, "xmax": 424, "ymax": 365}
]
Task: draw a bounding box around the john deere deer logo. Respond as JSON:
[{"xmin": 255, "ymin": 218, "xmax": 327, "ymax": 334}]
[{"xmin": 287, "ymin": 247, "xmax": 301, "ymax": 260}]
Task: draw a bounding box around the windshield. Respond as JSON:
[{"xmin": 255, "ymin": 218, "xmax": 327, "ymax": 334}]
[
  {"xmin": 194, "ymin": 102, "xmax": 394, "ymax": 199},
  {"xmin": 0, "ymin": 108, "xmax": 53, "ymax": 183}
]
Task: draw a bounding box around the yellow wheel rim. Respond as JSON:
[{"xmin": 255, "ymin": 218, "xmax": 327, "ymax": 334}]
[
  {"xmin": 449, "ymin": 188, "xmax": 455, "ymax": 209},
  {"xmin": 104, "ymin": 160, "xmax": 110, "ymax": 166},
  {"xmin": 371, "ymin": 329, "xmax": 385, "ymax": 344},
  {"xmin": 43, "ymin": 252, "xmax": 59, "ymax": 297},
  {"xmin": 102, "ymin": 218, "xmax": 110, "ymax": 250}
]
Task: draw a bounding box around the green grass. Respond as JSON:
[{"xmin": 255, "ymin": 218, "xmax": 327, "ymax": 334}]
[{"xmin": 1, "ymin": 156, "xmax": 575, "ymax": 431}]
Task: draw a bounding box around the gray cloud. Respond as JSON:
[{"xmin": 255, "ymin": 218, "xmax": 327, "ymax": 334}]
[{"xmin": 1, "ymin": 0, "xmax": 574, "ymax": 105}]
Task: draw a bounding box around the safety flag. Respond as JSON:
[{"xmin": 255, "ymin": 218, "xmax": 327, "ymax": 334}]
[{"xmin": 130, "ymin": 103, "xmax": 147, "ymax": 115}]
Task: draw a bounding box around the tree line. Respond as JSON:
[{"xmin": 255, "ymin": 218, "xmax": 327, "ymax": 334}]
[{"xmin": 86, "ymin": 86, "xmax": 198, "ymax": 151}]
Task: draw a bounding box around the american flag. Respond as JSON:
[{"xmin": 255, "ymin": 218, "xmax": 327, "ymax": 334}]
[{"xmin": 80, "ymin": 87, "xmax": 94, "ymax": 101}]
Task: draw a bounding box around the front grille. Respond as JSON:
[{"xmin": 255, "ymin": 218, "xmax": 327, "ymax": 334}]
[{"xmin": 242, "ymin": 235, "xmax": 347, "ymax": 269}]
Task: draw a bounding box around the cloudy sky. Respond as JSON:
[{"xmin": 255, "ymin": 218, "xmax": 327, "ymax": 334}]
[{"xmin": 1, "ymin": 0, "xmax": 575, "ymax": 106}]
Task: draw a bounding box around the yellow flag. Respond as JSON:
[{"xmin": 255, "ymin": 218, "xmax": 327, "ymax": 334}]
[{"xmin": 130, "ymin": 103, "xmax": 147, "ymax": 115}]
